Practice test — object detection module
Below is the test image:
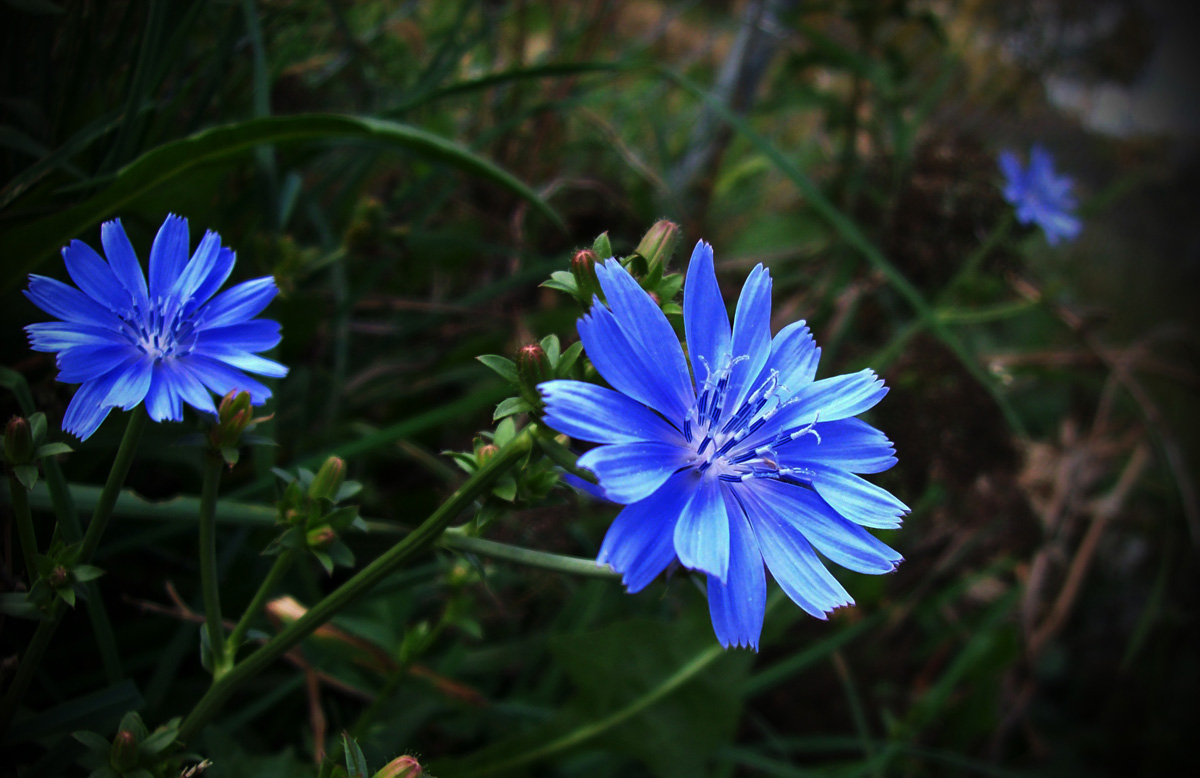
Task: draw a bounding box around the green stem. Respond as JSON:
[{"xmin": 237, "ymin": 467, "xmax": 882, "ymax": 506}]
[
  {"xmin": 0, "ymin": 599, "xmax": 65, "ymax": 734},
  {"xmin": 939, "ymin": 212, "xmax": 1014, "ymax": 305},
  {"xmin": 8, "ymin": 475, "xmax": 38, "ymax": 579},
  {"xmin": 175, "ymin": 426, "xmax": 534, "ymax": 745},
  {"xmin": 0, "ymin": 411, "xmax": 145, "ymax": 732},
  {"xmin": 199, "ymin": 452, "xmax": 228, "ymax": 676},
  {"xmin": 535, "ymin": 434, "xmax": 597, "ymax": 483},
  {"xmin": 226, "ymin": 550, "xmax": 295, "ymax": 660},
  {"xmin": 79, "ymin": 410, "xmax": 148, "ymax": 563},
  {"xmin": 440, "ymin": 530, "xmax": 617, "ymax": 579}
]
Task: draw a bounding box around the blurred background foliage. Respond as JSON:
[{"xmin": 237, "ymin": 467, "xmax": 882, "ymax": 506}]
[{"xmin": 1, "ymin": 0, "xmax": 1198, "ymax": 776}]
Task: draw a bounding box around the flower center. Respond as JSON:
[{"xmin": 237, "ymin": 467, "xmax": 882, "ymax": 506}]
[
  {"xmin": 684, "ymin": 353, "xmax": 821, "ymax": 484},
  {"xmin": 120, "ymin": 295, "xmax": 199, "ymax": 361}
]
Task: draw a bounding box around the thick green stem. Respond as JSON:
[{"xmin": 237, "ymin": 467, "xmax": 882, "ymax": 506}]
[
  {"xmin": 199, "ymin": 452, "xmax": 228, "ymax": 676},
  {"xmin": 8, "ymin": 475, "xmax": 38, "ymax": 579},
  {"xmin": 0, "ymin": 411, "xmax": 145, "ymax": 733},
  {"xmin": 175, "ymin": 426, "xmax": 534, "ymax": 745},
  {"xmin": 79, "ymin": 410, "xmax": 148, "ymax": 563},
  {"xmin": 226, "ymin": 550, "xmax": 294, "ymax": 660}
]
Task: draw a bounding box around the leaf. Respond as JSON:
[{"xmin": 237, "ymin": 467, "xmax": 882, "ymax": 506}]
[
  {"xmin": 72, "ymin": 730, "xmax": 112, "ymax": 756},
  {"xmin": 493, "ymin": 396, "xmax": 532, "ymax": 421},
  {"xmin": 0, "ymin": 366, "xmax": 37, "ymax": 414},
  {"xmin": 540, "ymin": 270, "xmax": 578, "ymax": 296},
  {"xmin": 539, "ymin": 333, "xmax": 561, "ymax": 364},
  {"xmin": 73, "ymin": 564, "xmax": 105, "ymax": 582},
  {"xmin": 432, "ymin": 614, "xmax": 748, "ymax": 778},
  {"xmin": 0, "ymin": 592, "xmax": 45, "ymax": 620},
  {"xmin": 37, "ymin": 441, "xmax": 73, "ymax": 458},
  {"xmin": 137, "ymin": 726, "xmax": 179, "ymax": 757},
  {"xmin": 13, "ymin": 464, "xmax": 38, "ymax": 491},
  {"xmin": 343, "ymin": 732, "xmax": 370, "ymax": 778},
  {"xmin": 1, "ymin": 114, "xmax": 563, "ymax": 291},
  {"xmin": 593, "ymin": 231, "xmax": 613, "ymax": 259},
  {"xmin": 490, "ymin": 475, "xmax": 517, "ymax": 503},
  {"xmin": 1, "ymin": 679, "xmax": 143, "ymax": 746},
  {"xmin": 555, "ymin": 342, "xmax": 584, "ymax": 378},
  {"xmin": 476, "ymin": 355, "xmax": 518, "ymax": 385}
]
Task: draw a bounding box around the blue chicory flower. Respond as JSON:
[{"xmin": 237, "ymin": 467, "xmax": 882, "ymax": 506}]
[
  {"xmin": 539, "ymin": 242, "xmax": 907, "ymax": 649},
  {"xmin": 999, "ymin": 144, "xmax": 1082, "ymax": 246},
  {"xmin": 24, "ymin": 214, "xmax": 288, "ymax": 441}
]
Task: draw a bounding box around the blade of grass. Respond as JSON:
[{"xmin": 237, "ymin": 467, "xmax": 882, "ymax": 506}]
[{"xmin": 2, "ymin": 113, "xmax": 563, "ymax": 290}]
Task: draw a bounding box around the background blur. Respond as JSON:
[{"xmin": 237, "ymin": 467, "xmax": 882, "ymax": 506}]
[{"xmin": 2, "ymin": 1, "xmax": 1198, "ymax": 776}]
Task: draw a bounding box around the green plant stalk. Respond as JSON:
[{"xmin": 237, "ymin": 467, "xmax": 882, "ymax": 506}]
[
  {"xmin": 7, "ymin": 474, "xmax": 38, "ymax": 579},
  {"xmin": 79, "ymin": 410, "xmax": 148, "ymax": 563},
  {"xmin": 0, "ymin": 411, "xmax": 146, "ymax": 732},
  {"xmin": 320, "ymin": 612, "xmax": 454, "ymax": 777},
  {"xmin": 0, "ymin": 598, "xmax": 65, "ymax": 734},
  {"xmin": 225, "ymin": 549, "xmax": 295, "ymax": 661},
  {"xmin": 440, "ymin": 530, "xmax": 617, "ymax": 579},
  {"xmin": 175, "ymin": 426, "xmax": 535, "ymax": 745},
  {"xmin": 33, "ymin": 429, "xmax": 123, "ymax": 682},
  {"xmin": 938, "ymin": 211, "xmax": 1014, "ymax": 304},
  {"xmin": 199, "ymin": 452, "xmax": 228, "ymax": 676}
]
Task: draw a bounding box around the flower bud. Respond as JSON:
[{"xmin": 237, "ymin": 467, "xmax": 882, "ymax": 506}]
[
  {"xmin": 475, "ymin": 443, "xmax": 499, "ymax": 466},
  {"xmin": 308, "ymin": 456, "xmax": 347, "ymax": 502},
  {"xmin": 633, "ymin": 220, "xmax": 680, "ymax": 278},
  {"xmin": 48, "ymin": 565, "xmax": 70, "ymax": 589},
  {"xmin": 372, "ymin": 754, "xmax": 422, "ymax": 778},
  {"xmin": 4, "ymin": 416, "xmax": 34, "ymax": 466},
  {"xmin": 306, "ymin": 525, "xmax": 337, "ymax": 551},
  {"xmin": 109, "ymin": 729, "xmax": 139, "ymax": 772},
  {"xmin": 210, "ymin": 390, "xmax": 254, "ymax": 451},
  {"xmin": 516, "ymin": 343, "xmax": 551, "ymax": 387},
  {"xmin": 570, "ymin": 248, "xmax": 601, "ymax": 301}
]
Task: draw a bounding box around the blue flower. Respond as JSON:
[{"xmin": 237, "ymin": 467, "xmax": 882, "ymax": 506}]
[
  {"xmin": 999, "ymin": 144, "xmax": 1082, "ymax": 246},
  {"xmin": 24, "ymin": 215, "xmax": 288, "ymax": 441},
  {"xmin": 539, "ymin": 242, "xmax": 906, "ymax": 649}
]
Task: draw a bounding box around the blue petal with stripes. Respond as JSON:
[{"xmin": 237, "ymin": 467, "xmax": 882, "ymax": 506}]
[
  {"xmin": 24, "ymin": 214, "xmax": 287, "ymax": 440},
  {"xmin": 539, "ymin": 240, "xmax": 906, "ymax": 650}
]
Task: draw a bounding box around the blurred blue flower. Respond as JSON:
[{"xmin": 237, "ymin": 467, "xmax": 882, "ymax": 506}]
[
  {"xmin": 25, "ymin": 215, "xmax": 287, "ymax": 441},
  {"xmin": 540, "ymin": 242, "xmax": 906, "ymax": 649},
  {"xmin": 999, "ymin": 144, "xmax": 1082, "ymax": 245}
]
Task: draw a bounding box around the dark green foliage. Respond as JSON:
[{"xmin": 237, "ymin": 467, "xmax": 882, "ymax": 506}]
[{"xmin": 1, "ymin": 1, "xmax": 1195, "ymax": 777}]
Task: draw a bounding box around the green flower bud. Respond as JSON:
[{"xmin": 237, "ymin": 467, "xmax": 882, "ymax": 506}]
[
  {"xmin": 516, "ymin": 343, "xmax": 551, "ymax": 388},
  {"xmin": 372, "ymin": 754, "xmax": 422, "ymax": 778},
  {"xmin": 634, "ymin": 219, "xmax": 680, "ymax": 278},
  {"xmin": 308, "ymin": 456, "xmax": 347, "ymax": 502},
  {"xmin": 306, "ymin": 525, "xmax": 337, "ymax": 551},
  {"xmin": 209, "ymin": 390, "xmax": 256, "ymax": 461},
  {"xmin": 570, "ymin": 247, "xmax": 601, "ymax": 301},
  {"xmin": 4, "ymin": 416, "xmax": 34, "ymax": 466},
  {"xmin": 47, "ymin": 565, "xmax": 70, "ymax": 589},
  {"xmin": 475, "ymin": 443, "xmax": 500, "ymax": 466},
  {"xmin": 109, "ymin": 729, "xmax": 139, "ymax": 772}
]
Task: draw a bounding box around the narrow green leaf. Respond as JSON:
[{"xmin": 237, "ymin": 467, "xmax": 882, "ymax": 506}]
[
  {"xmin": 37, "ymin": 442, "xmax": 73, "ymax": 458},
  {"xmin": 1, "ymin": 679, "xmax": 143, "ymax": 746},
  {"xmin": 1, "ymin": 114, "xmax": 562, "ymax": 291},
  {"xmin": 72, "ymin": 730, "xmax": 112, "ymax": 756},
  {"xmin": 343, "ymin": 732, "xmax": 369, "ymax": 777}
]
